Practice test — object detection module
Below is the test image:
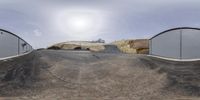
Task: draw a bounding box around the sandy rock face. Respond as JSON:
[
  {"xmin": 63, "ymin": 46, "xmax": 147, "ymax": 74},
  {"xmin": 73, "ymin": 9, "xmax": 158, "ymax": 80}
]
[
  {"xmin": 85, "ymin": 45, "xmax": 105, "ymax": 52},
  {"xmin": 112, "ymin": 39, "xmax": 149, "ymax": 54},
  {"xmin": 47, "ymin": 41, "xmax": 105, "ymax": 52},
  {"xmin": 47, "ymin": 39, "xmax": 149, "ymax": 54},
  {"xmin": 129, "ymin": 39, "xmax": 149, "ymax": 49}
]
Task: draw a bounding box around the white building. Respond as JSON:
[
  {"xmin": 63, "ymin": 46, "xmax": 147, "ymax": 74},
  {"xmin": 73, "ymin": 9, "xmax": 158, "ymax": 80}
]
[
  {"xmin": 0, "ymin": 29, "xmax": 33, "ymax": 59},
  {"xmin": 149, "ymin": 27, "xmax": 200, "ymax": 59}
]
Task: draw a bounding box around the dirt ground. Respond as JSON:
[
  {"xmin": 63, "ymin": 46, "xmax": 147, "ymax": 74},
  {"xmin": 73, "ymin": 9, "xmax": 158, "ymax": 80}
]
[{"xmin": 0, "ymin": 50, "xmax": 200, "ymax": 100}]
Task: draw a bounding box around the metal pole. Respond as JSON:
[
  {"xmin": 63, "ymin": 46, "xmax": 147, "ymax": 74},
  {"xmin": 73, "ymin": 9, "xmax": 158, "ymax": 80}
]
[
  {"xmin": 151, "ymin": 39, "xmax": 152, "ymax": 55},
  {"xmin": 180, "ymin": 30, "xmax": 182, "ymax": 59},
  {"xmin": 149, "ymin": 39, "xmax": 152, "ymax": 55},
  {"xmin": 18, "ymin": 38, "xmax": 20, "ymax": 55}
]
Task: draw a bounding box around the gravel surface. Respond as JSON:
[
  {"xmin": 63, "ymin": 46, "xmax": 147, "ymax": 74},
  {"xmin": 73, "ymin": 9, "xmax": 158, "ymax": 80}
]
[{"xmin": 0, "ymin": 50, "xmax": 199, "ymax": 100}]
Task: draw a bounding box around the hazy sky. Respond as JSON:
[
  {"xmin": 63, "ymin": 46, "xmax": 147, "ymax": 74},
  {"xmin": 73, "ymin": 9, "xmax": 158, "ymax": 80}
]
[{"xmin": 0, "ymin": 0, "xmax": 200, "ymax": 48}]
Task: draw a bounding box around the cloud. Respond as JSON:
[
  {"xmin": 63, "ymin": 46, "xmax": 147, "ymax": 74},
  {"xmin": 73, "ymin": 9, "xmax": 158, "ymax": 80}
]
[
  {"xmin": 0, "ymin": 0, "xmax": 200, "ymax": 48},
  {"xmin": 33, "ymin": 29, "xmax": 42, "ymax": 37}
]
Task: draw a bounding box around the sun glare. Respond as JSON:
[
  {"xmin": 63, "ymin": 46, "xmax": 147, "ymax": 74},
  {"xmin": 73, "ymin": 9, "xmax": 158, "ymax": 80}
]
[
  {"xmin": 54, "ymin": 9, "xmax": 105, "ymax": 39},
  {"xmin": 67, "ymin": 15, "xmax": 93, "ymax": 33}
]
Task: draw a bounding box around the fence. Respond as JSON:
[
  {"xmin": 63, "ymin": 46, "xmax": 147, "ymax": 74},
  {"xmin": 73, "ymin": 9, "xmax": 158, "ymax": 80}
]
[
  {"xmin": 149, "ymin": 27, "xmax": 200, "ymax": 59},
  {"xmin": 0, "ymin": 29, "xmax": 33, "ymax": 59}
]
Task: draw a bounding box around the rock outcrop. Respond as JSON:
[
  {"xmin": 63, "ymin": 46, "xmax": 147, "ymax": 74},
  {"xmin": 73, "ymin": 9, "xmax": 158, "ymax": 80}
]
[
  {"xmin": 47, "ymin": 41, "xmax": 105, "ymax": 52},
  {"xmin": 112, "ymin": 39, "xmax": 149, "ymax": 54},
  {"xmin": 47, "ymin": 39, "xmax": 149, "ymax": 54}
]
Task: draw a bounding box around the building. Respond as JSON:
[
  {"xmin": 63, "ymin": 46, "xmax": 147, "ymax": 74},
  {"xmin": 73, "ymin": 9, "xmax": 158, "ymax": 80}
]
[
  {"xmin": 149, "ymin": 27, "xmax": 200, "ymax": 59},
  {"xmin": 0, "ymin": 29, "xmax": 33, "ymax": 59}
]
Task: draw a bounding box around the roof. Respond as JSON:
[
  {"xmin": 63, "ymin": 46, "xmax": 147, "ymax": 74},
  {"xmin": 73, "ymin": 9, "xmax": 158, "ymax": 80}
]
[
  {"xmin": 150, "ymin": 27, "xmax": 200, "ymax": 40},
  {"xmin": 0, "ymin": 29, "xmax": 32, "ymax": 48}
]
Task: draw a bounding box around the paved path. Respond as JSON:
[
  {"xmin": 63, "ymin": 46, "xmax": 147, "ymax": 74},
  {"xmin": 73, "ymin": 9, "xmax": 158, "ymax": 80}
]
[{"xmin": 0, "ymin": 50, "xmax": 199, "ymax": 100}]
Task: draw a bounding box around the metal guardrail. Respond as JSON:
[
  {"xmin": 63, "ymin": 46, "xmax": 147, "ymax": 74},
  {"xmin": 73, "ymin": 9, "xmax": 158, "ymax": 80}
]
[{"xmin": 0, "ymin": 29, "xmax": 33, "ymax": 60}]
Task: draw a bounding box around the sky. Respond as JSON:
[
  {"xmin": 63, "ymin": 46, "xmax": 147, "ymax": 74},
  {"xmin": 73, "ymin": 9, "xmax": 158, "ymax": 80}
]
[{"xmin": 0, "ymin": 0, "xmax": 200, "ymax": 48}]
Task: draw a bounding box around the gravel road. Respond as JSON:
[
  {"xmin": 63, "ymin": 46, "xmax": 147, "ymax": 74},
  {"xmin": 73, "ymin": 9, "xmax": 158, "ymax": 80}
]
[{"xmin": 0, "ymin": 50, "xmax": 200, "ymax": 100}]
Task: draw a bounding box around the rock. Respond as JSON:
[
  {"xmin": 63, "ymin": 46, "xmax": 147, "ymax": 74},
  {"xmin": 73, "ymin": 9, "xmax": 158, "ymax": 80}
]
[
  {"xmin": 47, "ymin": 41, "xmax": 106, "ymax": 52},
  {"xmin": 112, "ymin": 39, "xmax": 149, "ymax": 54},
  {"xmin": 47, "ymin": 46, "xmax": 61, "ymax": 50},
  {"xmin": 129, "ymin": 39, "xmax": 149, "ymax": 49},
  {"xmin": 137, "ymin": 48, "xmax": 149, "ymax": 54},
  {"xmin": 47, "ymin": 39, "xmax": 149, "ymax": 54}
]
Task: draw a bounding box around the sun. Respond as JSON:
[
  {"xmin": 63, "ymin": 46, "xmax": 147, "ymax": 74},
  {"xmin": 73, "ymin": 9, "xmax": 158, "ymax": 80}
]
[
  {"xmin": 54, "ymin": 9, "xmax": 105, "ymax": 39},
  {"xmin": 66, "ymin": 14, "xmax": 93, "ymax": 33}
]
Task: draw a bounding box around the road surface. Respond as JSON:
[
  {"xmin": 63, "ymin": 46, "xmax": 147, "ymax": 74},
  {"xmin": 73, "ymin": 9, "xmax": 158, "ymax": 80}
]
[{"xmin": 0, "ymin": 50, "xmax": 200, "ymax": 100}]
